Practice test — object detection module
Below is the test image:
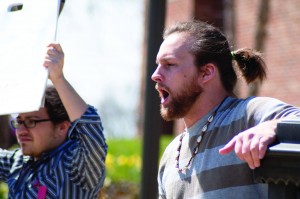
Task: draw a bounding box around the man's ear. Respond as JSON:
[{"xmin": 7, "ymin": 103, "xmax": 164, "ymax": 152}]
[
  {"xmin": 57, "ymin": 121, "xmax": 71, "ymax": 136},
  {"xmin": 199, "ymin": 63, "xmax": 217, "ymax": 83}
]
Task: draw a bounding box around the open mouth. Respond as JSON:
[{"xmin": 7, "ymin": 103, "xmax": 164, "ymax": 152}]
[{"xmin": 157, "ymin": 87, "xmax": 170, "ymax": 104}]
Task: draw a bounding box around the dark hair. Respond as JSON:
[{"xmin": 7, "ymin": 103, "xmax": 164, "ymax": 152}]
[
  {"xmin": 163, "ymin": 20, "xmax": 267, "ymax": 93},
  {"xmin": 44, "ymin": 86, "xmax": 70, "ymax": 124}
]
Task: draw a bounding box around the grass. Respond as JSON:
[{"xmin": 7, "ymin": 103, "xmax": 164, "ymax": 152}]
[
  {"xmin": 100, "ymin": 135, "xmax": 173, "ymax": 198},
  {"xmin": 105, "ymin": 135, "xmax": 173, "ymax": 184}
]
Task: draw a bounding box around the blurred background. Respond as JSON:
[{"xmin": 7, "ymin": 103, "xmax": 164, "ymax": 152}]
[
  {"xmin": 58, "ymin": 0, "xmax": 144, "ymax": 139},
  {"xmin": 0, "ymin": 0, "xmax": 300, "ymax": 198}
]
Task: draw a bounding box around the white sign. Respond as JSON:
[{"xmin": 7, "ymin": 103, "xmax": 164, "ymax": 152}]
[{"xmin": 0, "ymin": 0, "xmax": 60, "ymax": 115}]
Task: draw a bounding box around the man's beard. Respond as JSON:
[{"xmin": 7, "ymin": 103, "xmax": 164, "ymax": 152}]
[{"xmin": 160, "ymin": 75, "xmax": 202, "ymax": 121}]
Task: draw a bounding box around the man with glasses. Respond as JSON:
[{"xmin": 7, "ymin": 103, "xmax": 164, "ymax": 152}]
[{"xmin": 2, "ymin": 43, "xmax": 107, "ymax": 199}]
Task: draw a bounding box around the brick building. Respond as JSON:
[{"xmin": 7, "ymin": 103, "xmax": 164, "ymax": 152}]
[
  {"xmin": 166, "ymin": 0, "xmax": 300, "ymax": 106},
  {"xmin": 161, "ymin": 0, "xmax": 300, "ymax": 133}
]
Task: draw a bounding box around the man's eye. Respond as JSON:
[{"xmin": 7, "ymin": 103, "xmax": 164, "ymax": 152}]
[
  {"xmin": 163, "ymin": 63, "xmax": 171, "ymax": 68},
  {"xmin": 25, "ymin": 120, "xmax": 35, "ymax": 125}
]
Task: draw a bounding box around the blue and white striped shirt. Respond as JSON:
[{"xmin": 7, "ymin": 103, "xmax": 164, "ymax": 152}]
[{"xmin": 0, "ymin": 106, "xmax": 107, "ymax": 199}]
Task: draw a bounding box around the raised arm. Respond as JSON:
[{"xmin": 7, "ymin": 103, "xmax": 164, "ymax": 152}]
[
  {"xmin": 43, "ymin": 43, "xmax": 88, "ymax": 121},
  {"xmin": 43, "ymin": 43, "xmax": 107, "ymax": 189}
]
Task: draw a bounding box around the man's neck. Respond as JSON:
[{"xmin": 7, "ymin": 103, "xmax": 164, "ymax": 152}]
[{"xmin": 183, "ymin": 92, "xmax": 229, "ymax": 128}]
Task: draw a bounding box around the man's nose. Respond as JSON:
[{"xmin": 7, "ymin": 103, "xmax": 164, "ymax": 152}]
[
  {"xmin": 151, "ymin": 67, "xmax": 163, "ymax": 82},
  {"xmin": 16, "ymin": 124, "xmax": 28, "ymax": 135}
]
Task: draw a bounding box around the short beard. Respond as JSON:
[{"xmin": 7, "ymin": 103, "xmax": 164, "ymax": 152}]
[{"xmin": 160, "ymin": 76, "xmax": 202, "ymax": 121}]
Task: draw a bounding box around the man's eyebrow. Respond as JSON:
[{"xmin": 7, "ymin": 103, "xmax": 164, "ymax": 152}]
[{"xmin": 156, "ymin": 56, "xmax": 174, "ymax": 64}]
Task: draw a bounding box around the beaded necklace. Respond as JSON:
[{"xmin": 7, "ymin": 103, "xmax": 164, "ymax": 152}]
[{"xmin": 175, "ymin": 97, "xmax": 227, "ymax": 172}]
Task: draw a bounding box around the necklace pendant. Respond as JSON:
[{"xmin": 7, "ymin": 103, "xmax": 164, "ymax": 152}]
[
  {"xmin": 180, "ymin": 168, "xmax": 187, "ymax": 174},
  {"xmin": 178, "ymin": 166, "xmax": 188, "ymax": 173}
]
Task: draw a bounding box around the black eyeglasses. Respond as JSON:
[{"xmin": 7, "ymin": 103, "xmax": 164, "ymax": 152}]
[{"xmin": 10, "ymin": 119, "xmax": 52, "ymax": 129}]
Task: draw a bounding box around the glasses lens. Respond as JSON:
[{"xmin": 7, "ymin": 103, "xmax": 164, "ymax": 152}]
[
  {"xmin": 11, "ymin": 120, "xmax": 19, "ymax": 129},
  {"xmin": 24, "ymin": 119, "xmax": 35, "ymax": 128}
]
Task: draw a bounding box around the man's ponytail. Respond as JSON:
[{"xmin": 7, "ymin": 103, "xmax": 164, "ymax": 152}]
[{"xmin": 232, "ymin": 48, "xmax": 267, "ymax": 84}]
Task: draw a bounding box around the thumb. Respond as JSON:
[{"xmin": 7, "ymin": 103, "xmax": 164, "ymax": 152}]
[{"xmin": 219, "ymin": 137, "xmax": 236, "ymax": 155}]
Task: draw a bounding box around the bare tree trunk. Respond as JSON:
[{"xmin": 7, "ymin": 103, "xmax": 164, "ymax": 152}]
[
  {"xmin": 248, "ymin": 0, "xmax": 270, "ymax": 96},
  {"xmin": 140, "ymin": 0, "xmax": 167, "ymax": 198}
]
